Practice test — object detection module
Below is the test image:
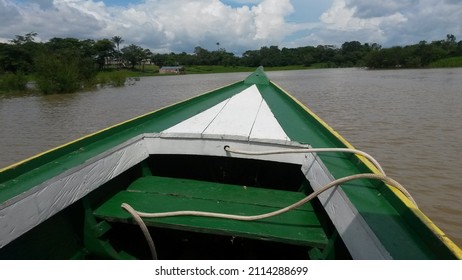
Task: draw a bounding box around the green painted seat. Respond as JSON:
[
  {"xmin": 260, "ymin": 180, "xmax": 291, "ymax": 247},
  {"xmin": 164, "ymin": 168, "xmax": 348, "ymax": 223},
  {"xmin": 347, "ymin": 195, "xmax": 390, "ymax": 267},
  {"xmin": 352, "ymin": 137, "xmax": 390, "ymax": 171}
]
[{"xmin": 94, "ymin": 176, "xmax": 328, "ymax": 248}]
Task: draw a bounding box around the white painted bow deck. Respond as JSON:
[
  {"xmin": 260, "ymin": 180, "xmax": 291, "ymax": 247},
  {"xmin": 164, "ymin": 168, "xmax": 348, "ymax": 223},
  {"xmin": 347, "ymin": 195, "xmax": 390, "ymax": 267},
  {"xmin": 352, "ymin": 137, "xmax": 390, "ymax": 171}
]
[{"xmin": 161, "ymin": 84, "xmax": 291, "ymax": 142}]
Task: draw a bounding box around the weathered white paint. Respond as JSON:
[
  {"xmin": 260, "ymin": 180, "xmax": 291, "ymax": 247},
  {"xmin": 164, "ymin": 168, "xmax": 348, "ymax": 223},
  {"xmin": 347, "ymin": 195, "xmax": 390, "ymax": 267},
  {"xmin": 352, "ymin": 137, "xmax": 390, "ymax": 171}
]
[
  {"xmin": 148, "ymin": 134, "xmax": 307, "ymax": 164},
  {"xmin": 201, "ymin": 85, "xmax": 264, "ymax": 139},
  {"xmin": 249, "ymin": 100, "xmax": 289, "ymax": 142},
  {"xmin": 0, "ymin": 134, "xmax": 304, "ymax": 249},
  {"xmin": 301, "ymin": 155, "xmax": 392, "ymax": 259},
  {"xmin": 162, "ymin": 85, "xmax": 290, "ymax": 142},
  {"xmin": 161, "ymin": 99, "xmax": 229, "ymax": 137},
  {"xmin": 0, "ymin": 136, "xmax": 149, "ymax": 248}
]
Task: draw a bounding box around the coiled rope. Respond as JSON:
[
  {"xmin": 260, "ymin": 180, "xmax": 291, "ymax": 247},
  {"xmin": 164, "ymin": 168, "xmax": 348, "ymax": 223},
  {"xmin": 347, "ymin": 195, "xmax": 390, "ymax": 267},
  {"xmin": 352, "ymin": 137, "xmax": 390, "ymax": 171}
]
[{"xmin": 122, "ymin": 145, "xmax": 417, "ymax": 259}]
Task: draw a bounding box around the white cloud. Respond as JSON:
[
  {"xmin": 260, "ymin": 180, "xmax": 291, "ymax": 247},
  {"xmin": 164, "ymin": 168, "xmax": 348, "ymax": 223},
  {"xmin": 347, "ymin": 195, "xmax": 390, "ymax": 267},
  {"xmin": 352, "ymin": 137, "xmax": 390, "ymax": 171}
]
[
  {"xmin": 311, "ymin": 0, "xmax": 461, "ymax": 46},
  {"xmin": 251, "ymin": 0, "xmax": 294, "ymax": 40},
  {"xmin": 1, "ymin": 0, "xmax": 461, "ymax": 52},
  {"xmin": 320, "ymin": 0, "xmax": 407, "ymax": 40},
  {"xmin": 0, "ymin": 0, "xmax": 295, "ymax": 54},
  {"xmin": 0, "ymin": 0, "xmax": 20, "ymax": 27},
  {"xmin": 346, "ymin": 0, "xmax": 418, "ymax": 18}
]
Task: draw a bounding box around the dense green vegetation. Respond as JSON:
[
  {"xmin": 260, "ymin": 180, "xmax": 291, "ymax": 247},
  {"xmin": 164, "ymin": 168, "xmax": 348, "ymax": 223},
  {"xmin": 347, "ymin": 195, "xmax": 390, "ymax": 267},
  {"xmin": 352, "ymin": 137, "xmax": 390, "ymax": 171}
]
[
  {"xmin": 428, "ymin": 56, "xmax": 462, "ymax": 68},
  {"xmin": 1, "ymin": 33, "xmax": 461, "ymax": 94},
  {"xmin": 153, "ymin": 35, "xmax": 462, "ymax": 69}
]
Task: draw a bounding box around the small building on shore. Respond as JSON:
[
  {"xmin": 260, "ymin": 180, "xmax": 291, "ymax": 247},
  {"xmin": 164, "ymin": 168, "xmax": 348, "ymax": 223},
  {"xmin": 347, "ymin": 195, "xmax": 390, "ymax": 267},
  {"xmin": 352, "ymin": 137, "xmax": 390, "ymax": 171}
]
[{"xmin": 159, "ymin": 66, "xmax": 185, "ymax": 74}]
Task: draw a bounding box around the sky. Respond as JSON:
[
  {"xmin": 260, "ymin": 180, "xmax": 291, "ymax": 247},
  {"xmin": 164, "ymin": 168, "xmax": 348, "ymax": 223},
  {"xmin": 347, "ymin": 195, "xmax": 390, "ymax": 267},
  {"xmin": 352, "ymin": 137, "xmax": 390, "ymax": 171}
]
[{"xmin": 1, "ymin": 0, "xmax": 461, "ymax": 54}]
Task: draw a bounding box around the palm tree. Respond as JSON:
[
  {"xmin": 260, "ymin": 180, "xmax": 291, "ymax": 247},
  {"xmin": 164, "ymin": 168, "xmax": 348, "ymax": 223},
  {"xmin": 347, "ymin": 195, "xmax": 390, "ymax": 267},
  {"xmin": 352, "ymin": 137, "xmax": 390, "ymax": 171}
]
[
  {"xmin": 111, "ymin": 36, "xmax": 124, "ymax": 67},
  {"xmin": 111, "ymin": 36, "xmax": 124, "ymax": 52}
]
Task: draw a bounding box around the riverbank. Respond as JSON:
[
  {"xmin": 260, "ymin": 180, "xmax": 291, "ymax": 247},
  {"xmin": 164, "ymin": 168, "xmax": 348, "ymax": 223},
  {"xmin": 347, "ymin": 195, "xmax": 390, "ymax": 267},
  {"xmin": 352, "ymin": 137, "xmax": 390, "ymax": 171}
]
[
  {"xmin": 99, "ymin": 65, "xmax": 312, "ymax": 76},
  {"xmin": 0, "ymin": 65, "xmax": 310, "ymax": 94},
  {"xmin": 123, "ymin": 58, "xmax": 462, "ymax": 76},
  {"xmin": 2, "ymin": 60, "xmax": 461, "ymax": 95}
]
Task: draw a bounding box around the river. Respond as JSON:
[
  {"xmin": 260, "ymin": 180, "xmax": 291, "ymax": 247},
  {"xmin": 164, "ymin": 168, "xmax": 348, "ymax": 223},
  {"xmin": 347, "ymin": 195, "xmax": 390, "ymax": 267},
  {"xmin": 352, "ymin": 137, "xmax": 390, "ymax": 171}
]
[{"xmin": 1, "ymin": 68, "xmax": 461, "ymax": 248}]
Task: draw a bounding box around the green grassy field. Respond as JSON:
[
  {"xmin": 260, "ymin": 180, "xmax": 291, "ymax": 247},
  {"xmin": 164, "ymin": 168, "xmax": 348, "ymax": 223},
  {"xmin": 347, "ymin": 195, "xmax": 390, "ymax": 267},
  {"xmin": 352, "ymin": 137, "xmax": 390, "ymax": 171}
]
[
  {"xmin": 429, "ymin": 56, "xmax": 462, "ymax": 68},
  {"xmin": 3, "ymin": 61, "xmax": 460, "ymax": 95}
]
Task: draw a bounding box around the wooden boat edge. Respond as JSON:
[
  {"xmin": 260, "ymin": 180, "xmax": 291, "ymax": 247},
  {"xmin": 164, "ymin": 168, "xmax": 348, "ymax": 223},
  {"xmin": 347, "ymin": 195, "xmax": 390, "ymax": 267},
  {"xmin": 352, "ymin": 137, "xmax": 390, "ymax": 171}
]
[{"xmin": 271, "ymin": 80, "xmax": 462, "ymax": 259}]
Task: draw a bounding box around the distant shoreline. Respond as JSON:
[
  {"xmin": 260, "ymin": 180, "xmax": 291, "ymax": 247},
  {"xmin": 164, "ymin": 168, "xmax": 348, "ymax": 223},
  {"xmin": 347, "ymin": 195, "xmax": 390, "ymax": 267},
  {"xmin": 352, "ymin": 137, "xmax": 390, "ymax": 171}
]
[
  {"xmin": 2, "ymin": 63, "xmax": 462, "ymax": 95},
  {"xmin": 107, "ymin": 62, "xmax": 462, "ymax": 77}
]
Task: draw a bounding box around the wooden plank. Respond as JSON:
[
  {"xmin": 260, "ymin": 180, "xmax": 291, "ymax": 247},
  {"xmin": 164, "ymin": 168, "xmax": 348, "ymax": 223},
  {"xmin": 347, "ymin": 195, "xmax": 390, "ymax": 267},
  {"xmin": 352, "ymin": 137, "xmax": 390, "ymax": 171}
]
[
  {"xmin": 202, "ymin": 85, "xmax": 261, "ymax": 139},
  {"xmin": 94, "ymin": 191, "xmax": 328, "ymax": 247},
  {"xmin": 127, "ymin": 176, "xmax": 314, "ymax": 211},
  {"xmin": 249, "ymin": 96, "xmax": 290, "ymax": 142},
  {"xmin": 159, "ymin": 84, "xmax": 291, "ymax": 142},
  {"xmin": 161, "ymin": 99, "xmax": 228, "ymax": 136}
]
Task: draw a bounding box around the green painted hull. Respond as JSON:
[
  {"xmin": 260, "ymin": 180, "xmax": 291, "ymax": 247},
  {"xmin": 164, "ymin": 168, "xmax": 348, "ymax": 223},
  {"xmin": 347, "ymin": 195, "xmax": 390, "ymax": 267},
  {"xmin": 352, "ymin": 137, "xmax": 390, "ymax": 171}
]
[{"xmin": 0, "ymin": 68, "xmax": 460, "ymax": 259}]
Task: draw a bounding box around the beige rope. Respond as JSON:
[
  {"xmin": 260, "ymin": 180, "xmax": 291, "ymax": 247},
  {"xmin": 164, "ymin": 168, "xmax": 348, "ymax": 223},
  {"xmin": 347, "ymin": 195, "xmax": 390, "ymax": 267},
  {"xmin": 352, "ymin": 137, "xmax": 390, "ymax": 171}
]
[{"xmin": 224, "ymin": 145, "xmax": 387, "ymax": 175}]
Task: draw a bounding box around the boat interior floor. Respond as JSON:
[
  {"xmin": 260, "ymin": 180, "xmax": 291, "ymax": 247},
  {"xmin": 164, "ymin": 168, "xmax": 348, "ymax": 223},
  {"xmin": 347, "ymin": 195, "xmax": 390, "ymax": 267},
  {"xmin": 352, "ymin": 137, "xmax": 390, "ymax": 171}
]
[
  {"xmin": 97, "ymin": 176, "xmax": 325, "ymax": 238},
  {"xmin": 92, "ymin": 174, "xmax": 344, "ymax": 259},
  {"xmin": 81, "ymin": 154, "xmax": 350, "ymax": 260}
]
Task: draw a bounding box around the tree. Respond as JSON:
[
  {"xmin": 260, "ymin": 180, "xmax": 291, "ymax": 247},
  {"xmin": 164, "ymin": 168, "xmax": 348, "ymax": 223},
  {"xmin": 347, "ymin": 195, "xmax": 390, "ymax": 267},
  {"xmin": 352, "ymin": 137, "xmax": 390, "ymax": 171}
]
[
  {"xmin": 121, "ymin": 44, "xmax": 146, "ymax": 68},
  {"xmin": 176, "ymin": 51, "xmax": 197, "ymax": 65},
  {"xmin": 9, "ymin": 32, "xmax": 38, "ymax": 45},
  {"xmin": 141, "ymin": 48, "xmax": 152, "ymax": 70},
  {"xmin": 111, "ymin": 36, "xmax": 124, "ymax": 67},
  {"xmin": 341, "ymin": 41, "xmax": 362, "ymax": 54},
  {"xmin": 365, "ymin": 47, "xmax": 405, "ymax": 68},
  {"xmin": 1, "ymin": 32, "xmax": 41, "ymax": 74},
  {"xmin": 446, "ymin": 34, "xmax": 456, "ymax": 44},
  {"xmin": 259, "ymin": 46, "xmax": 282, "ymax": 67},
  {"xmin": 0, "ymin": 43, "xmax": 33, "ymax": 73},
  {"xmin": 194, "ymin": 46, "xmax": 212, "ymax": 65},
  {"xmin": 111, "ymin": 36, "xmax": 124, "ymax": 52},
  {"xmin": 34, "ymin": 48, "xmax": 96, "ymax": 94},
  {"xmin": 94, "ymin": 39, "xmax": 115, "ymax": 69},
  {"xmin": 370, "ymin": 43, "xmax": 382, "ymax": 51},
  {"xmin": 241, "ymin": 50, "xmax": 261, "ymax": 67},
  {"xmin": 443, "ymin": 34, "xmax": 457, "ymax": 55},
  {"xmin": 151, "ymin": 53, "xmax": 167, "ymax": 68}
]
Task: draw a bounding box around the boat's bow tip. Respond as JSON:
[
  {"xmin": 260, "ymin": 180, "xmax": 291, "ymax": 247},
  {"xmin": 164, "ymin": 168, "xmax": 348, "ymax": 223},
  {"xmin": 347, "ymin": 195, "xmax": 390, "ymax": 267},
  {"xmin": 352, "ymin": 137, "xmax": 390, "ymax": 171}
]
[{"xmin": 244, "ymin": 66, "xmax": 270, "ymax": 85}]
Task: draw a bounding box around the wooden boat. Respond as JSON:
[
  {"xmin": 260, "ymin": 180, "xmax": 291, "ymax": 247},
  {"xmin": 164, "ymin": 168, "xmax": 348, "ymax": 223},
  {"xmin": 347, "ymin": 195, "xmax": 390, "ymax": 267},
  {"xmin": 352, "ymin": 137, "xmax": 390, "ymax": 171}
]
[{"xmin": 0, "ymin": 67, "xmax": 461, "ymax": 260}]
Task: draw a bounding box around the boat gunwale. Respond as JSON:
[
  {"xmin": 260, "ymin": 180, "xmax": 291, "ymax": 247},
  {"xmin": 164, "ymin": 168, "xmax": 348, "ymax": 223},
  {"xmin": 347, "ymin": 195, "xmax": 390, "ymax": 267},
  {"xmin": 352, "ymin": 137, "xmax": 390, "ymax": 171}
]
[
  {"xmin": 270, "ymin": 80, "xmax": 462, "ymax": 259},
  {"xmin": 0, "ymin": 132, "xmax": 316, "ymax": 249}
]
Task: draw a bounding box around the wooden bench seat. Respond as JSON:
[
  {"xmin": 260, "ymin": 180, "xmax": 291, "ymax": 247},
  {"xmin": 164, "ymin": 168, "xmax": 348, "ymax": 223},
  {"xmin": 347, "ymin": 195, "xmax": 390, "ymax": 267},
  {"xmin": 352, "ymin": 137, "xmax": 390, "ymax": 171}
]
[{"xmin": 93, "ymin": 176, "xmax": 328, "ymax": 248}]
